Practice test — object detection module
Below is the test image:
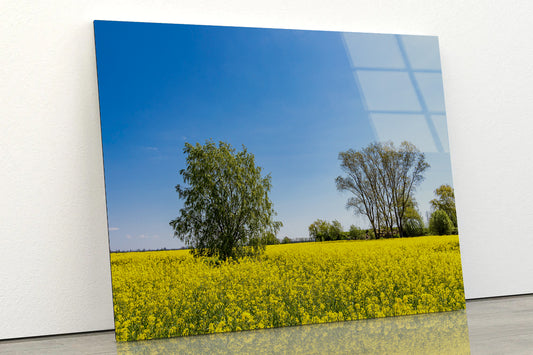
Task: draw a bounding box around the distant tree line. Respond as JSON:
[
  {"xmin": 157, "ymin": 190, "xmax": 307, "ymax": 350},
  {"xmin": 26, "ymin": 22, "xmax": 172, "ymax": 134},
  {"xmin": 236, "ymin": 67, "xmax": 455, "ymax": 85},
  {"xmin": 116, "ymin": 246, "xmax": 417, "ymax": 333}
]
[
  {"xmin": 308, "ymin": 219, "xmax": 367, "ymax": 241},
  {"xmin": 308, "ymin": 183, "xmax": 458, "ymax": 241}
]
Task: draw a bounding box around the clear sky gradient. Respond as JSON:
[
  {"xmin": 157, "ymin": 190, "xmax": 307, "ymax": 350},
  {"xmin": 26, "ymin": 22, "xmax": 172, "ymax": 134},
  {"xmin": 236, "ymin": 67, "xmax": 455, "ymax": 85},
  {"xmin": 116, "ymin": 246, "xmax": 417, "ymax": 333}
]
[{"xmin": 94, "ymin": 21, "xmax": 454, "ymax": 251}]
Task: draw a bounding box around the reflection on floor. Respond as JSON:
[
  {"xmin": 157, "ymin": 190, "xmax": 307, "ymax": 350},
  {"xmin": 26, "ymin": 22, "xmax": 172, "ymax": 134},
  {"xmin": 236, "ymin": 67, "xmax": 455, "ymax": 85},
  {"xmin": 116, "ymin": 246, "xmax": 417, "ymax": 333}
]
[
  {"xmin": 2, "ymin": 294, "xmax": 533, "ymax": 354},
  {"xmin": 116, "ymin": 310, "xmax": 469, "ymax": 354}
]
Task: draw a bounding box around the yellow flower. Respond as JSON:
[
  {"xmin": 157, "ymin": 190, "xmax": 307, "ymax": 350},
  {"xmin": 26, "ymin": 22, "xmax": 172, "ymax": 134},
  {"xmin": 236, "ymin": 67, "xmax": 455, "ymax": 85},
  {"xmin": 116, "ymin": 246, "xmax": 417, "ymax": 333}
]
[{"xmin": 110, "ymin": 236, "xmax": 465, "ymax": 341}]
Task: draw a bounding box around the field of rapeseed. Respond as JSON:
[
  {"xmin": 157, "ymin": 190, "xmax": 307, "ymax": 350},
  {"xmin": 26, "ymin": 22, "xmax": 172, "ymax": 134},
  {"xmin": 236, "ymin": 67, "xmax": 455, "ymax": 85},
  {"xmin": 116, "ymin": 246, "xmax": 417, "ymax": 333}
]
[{"xmin": 110, "ymin": 235, "xmax": 465, "ymax": 341}]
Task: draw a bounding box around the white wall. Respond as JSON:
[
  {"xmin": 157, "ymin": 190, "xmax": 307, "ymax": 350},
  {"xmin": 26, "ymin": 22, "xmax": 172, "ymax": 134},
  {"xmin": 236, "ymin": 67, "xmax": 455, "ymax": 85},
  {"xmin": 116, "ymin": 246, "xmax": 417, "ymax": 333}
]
[{"xmin": 1, "ymin": 0, "xmax": 533, "ymax": 340}]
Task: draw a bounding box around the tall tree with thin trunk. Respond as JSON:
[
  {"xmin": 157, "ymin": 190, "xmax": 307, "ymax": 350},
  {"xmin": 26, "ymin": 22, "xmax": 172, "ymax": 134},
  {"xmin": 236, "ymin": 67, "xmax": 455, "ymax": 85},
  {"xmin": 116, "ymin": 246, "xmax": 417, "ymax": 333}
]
[{"xmin": 336, "ymin": 141, "xmax": 429, "ymax": 238}]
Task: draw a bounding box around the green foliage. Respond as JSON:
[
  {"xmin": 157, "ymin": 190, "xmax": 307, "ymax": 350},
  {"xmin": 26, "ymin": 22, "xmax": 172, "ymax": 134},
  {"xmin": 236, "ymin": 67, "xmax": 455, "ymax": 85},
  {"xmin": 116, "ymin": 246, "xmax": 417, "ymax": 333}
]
[
  {"xmin": 404, "ymin": 218, "xmax": 425, "ymax": 237},
  {"xmin": 403, "ymin": 198, "xmax": 425, "ymax": 237},
  {"xmin": 429, "ymin": 209, "xmax": 453, "ymax": 235},
  {"xmin": 262, "ymin": 232, "xmax": 280, "ymax": 245},
  {"xmin": 348, "ymin": 225, "xmax": 366, "ymax": 240},
  {"xmin": 430, "ymin": 185, "xmax": 457, "ymax": 228},
  {"xmin": 281, "ymin": 236, "xmax": 291, "ymax": 244},
  {"xmin": 366, "ymin": 229, "xmax": 375, "ymax": 240},
  {"xmin": 308, "ymin": 219, "xmax": 330, "ymax": 242},
  {"xmin": 169, "ymin": 140, "xmax": 282, "ymax": 261},
  {"xmin": 404, "ymin": 197, "xmax": 422, "ymax": 221},
  {"xmin": 328, "ymin": 220, "xmax": 344, "ymax": 241},
  {"xmin": 308, "ymin": 219, "xmax": 349, "ymax": 241}
]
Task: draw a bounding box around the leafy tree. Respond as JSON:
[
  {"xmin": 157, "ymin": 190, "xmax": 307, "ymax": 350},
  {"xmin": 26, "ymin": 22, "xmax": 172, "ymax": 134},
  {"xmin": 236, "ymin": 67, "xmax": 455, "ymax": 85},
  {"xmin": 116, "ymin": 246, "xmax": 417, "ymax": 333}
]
[
  {"xmin": 336, "ymin": 141, "xmax": 429, "ymax": 238},
  {"xmin": 430, "ymin": 184, "xmax": 457, "ymax": 228},
  {"xmin": 281, "ymin": 236, "xmax": 291, "ymax": 244},
  {"xmin": 169, "ymin": 140, "xmax": 282, "ymax": 261},
  {"xmin": 403, "ymin": 198, "xmax": 425, "ymax": 237},
  {"xmin": 404, "ymin": 197, "xmax": 423, "ymax": 221},
  {"xmin": 308, "ymin": 219, "xmax": 330, "ymax": 242},
  {"xmin": 261, "ymin": 232, "xmax": 280, "ymax": 245},
  {"xmin": 404, "ymin": 218, "xmax": 425, "ymax": 237},
  {"xmin": 429, "ymin": 209, "xmax": 453, "ymax": 235},
  {"xmin": 328, "ymin": 220, "xmax": 344, "ymax": 241},
  {"xmin": 308, "ymin": 219, "xmax": 346, "ymax": 241},
  {"xmin": 348, "ymin": 225, "xmax": 366, "ymax": 240}
]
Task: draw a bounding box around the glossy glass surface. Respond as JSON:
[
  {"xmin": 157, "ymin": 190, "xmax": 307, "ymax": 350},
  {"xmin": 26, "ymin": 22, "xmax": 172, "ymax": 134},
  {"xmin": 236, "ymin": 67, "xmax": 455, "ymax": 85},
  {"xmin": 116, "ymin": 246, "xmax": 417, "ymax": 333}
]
[{"xmin": 117, "ymin": 309, "xmax": 470, "ymax": 354}]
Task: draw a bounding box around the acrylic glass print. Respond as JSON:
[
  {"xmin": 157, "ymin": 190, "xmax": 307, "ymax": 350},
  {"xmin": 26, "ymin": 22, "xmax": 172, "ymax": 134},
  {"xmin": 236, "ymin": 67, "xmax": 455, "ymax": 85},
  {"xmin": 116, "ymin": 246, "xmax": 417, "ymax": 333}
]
[{"xmin": 94, "ymin": 21, "xmax": 466, "ymax": 342}]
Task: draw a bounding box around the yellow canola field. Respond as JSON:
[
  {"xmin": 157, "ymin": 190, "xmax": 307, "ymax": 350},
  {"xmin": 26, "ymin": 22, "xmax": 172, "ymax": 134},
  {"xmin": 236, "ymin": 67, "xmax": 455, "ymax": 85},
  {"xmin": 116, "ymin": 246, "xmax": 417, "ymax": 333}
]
[{"xmin": 111, "ymin": 235, "xmax": 465, "ymax": 341}]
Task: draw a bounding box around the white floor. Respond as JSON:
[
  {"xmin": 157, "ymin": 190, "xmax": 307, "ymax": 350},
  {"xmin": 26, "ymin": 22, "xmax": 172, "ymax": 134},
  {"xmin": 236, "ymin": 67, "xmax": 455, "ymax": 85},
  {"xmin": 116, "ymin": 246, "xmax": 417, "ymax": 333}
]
[
  {"xmin": 1, "ymin": 294, "xmax": 532, "ymax": 354},
  {"xmin": 467, "ymin": 294, "xmax": 533, "ymax": 354}
]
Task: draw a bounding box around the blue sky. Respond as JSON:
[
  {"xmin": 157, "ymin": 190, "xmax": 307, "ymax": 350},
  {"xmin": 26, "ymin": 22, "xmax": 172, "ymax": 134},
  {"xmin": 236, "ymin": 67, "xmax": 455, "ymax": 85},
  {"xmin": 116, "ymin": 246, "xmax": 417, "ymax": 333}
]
[{"xmin": 94, "ymin": 21, "xmax": 454, "ymax": 251}]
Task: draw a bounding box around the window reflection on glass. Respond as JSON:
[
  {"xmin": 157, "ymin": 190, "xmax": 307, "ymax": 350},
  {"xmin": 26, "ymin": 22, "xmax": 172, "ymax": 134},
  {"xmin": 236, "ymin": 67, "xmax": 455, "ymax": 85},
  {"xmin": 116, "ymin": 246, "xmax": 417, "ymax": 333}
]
[
  {"xmin": 343, "ymin": 33, "xmax": 448, "ymax": 154},
  {"xmin": 343, "ymin": 33, "xmax": 405, "ymax": 69},
  {"xmin": 415, "ymin": 72, "xmax": 446, "ymax": 112},
  {"xmin": 371, "ymin": 113, "xmax": 438, "ymax": 152},
  {"xmin": 401, "ymin": 35, "xmax": 442, "ymax": 70},
  {"xmin": 431, "ymin": 114, "xmax": 450, "ymax": 153},
  {"xmin": 356, "ymin": 71, "xmax": 421, "ymax": 111}
]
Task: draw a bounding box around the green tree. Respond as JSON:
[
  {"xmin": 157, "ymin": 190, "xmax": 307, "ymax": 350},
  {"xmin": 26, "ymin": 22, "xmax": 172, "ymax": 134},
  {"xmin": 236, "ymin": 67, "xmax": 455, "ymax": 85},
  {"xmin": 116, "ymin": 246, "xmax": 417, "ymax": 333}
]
[
  {"xmin": 169, "ymin": 140, "xmax": 282, "ymax": 261},
  {"xmin": 261, "ymin": 232, "xmax": 280, "ymax": 245},
  {"xmin": 430, "ymin": 184, "xmax": 457, "ymax": 228},
  {"xmin": 403, "ymin": 197, "xmax": 425, "ymax": 237},
  {"xmin": 429, "ymin": 209, "xmax": 453, "ymax": 235},
  {"xmin": 348, "ymin": 225, "xmax": 366, "ymax": 240},
  {"xmin": 328, "ymin": 220, "xmax": 344, "ymax": 241},
  {"xmin": 308, "ymin": 219, "xmax": 330, "ymax": 242},
  {"xmin": 404, "ymin": 218, "xmax": 425, "ymax": 237}
]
